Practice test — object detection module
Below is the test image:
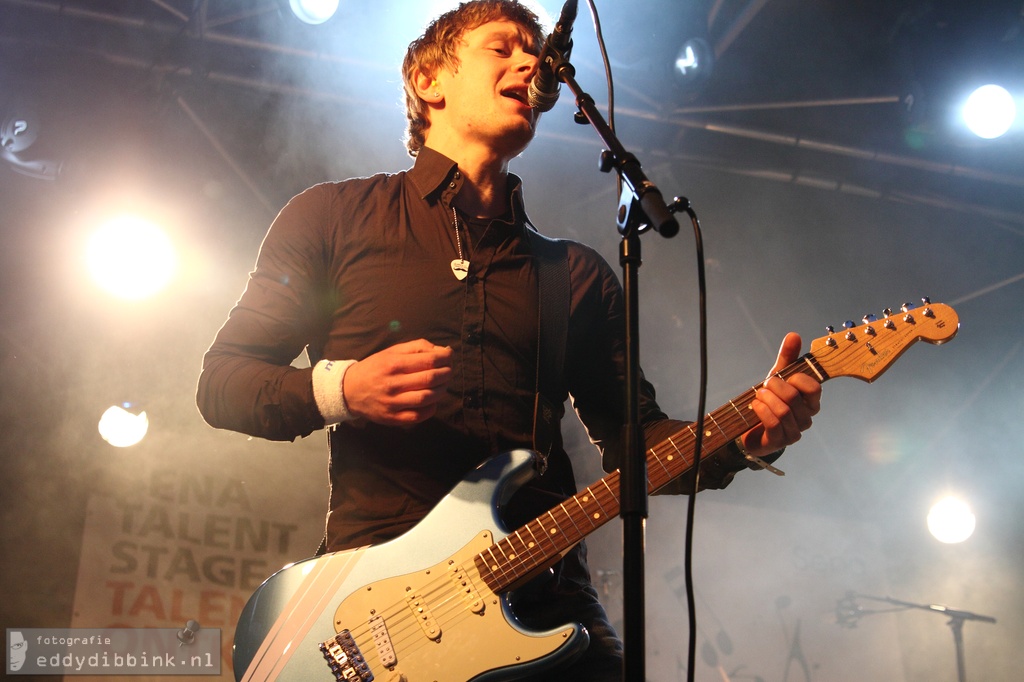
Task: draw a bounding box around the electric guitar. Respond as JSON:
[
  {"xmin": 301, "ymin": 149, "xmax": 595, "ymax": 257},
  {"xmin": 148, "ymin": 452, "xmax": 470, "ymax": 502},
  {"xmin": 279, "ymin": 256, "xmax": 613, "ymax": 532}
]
[{"xmin": 233, "ymin": 301, "xmax": 959, "ymax": 681}]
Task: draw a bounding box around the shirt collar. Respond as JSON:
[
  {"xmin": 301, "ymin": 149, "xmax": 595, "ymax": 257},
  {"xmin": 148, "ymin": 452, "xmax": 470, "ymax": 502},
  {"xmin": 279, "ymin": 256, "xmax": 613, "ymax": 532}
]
[{"xmin": 408, "ymin": 146, "xmax": 534, "ymax": 229}]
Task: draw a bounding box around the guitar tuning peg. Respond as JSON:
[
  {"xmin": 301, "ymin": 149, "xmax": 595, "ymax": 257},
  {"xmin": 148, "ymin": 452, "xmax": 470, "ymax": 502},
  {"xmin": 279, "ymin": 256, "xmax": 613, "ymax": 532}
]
[
  {"xmin": 826, "ymin": 325, "xmax": 835, "ymax": 334},
  {"xmin": 843, "ymin": 320, "xmax": 856, "ymax": 329},
  {"xmin": 901, "ymin": 301, "xmax": 915, "ymax": 312},
  {"xmin": 862, "ymin": 313, "xmax": 878, "ymax": 324},
  {"xmin": 883, "ymin": 307, "xmax": 893, "ymax": 317},
  {"xmin": 921, "ymin": 296, "xmax": 931, "ymax": 305}
]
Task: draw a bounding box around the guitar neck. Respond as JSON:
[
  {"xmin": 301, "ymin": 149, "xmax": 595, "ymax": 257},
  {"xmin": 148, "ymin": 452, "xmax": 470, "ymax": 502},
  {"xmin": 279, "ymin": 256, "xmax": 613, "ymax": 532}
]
[
  {"xmin": 473, "ymin": 355, "xmax": 830, "ymax": 594},
  {"xmin": 472, "ymin": 301, "xmax": 959, "ymax": 595}
]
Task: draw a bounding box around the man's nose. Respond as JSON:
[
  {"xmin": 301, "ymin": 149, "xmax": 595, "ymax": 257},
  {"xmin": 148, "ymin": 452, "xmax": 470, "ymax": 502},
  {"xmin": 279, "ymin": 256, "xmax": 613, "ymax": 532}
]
[{"xmin": 516, "ymin": 50, "xmax": 539, "ymax": 76}]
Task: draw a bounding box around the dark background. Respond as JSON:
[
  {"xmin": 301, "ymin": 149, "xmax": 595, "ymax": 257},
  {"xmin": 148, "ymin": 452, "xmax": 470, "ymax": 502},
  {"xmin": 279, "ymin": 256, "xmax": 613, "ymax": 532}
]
[{"xmin": 2, "ymin": 1, "xmax": 1022, "ymax": 680}]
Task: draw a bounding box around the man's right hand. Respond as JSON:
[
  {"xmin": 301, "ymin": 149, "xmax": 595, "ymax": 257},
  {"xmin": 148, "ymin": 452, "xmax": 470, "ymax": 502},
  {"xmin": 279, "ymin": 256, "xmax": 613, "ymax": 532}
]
[{"xmin": 342, "ymin": 339, "xmax": 453, "ymax": 426}]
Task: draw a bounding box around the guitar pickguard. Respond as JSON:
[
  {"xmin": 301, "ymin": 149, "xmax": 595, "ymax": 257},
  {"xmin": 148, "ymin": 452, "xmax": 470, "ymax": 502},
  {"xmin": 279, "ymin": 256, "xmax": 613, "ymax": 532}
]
[{"xmin": 331, "ymin": 531, "xmax": 577, "ymax": 680}]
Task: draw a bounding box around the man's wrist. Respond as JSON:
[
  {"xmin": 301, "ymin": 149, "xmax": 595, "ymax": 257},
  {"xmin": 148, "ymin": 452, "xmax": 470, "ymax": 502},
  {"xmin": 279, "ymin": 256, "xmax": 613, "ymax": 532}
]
[{"xmin": 312, "ymin": 359, "xmax": 359, "ymax": 425}]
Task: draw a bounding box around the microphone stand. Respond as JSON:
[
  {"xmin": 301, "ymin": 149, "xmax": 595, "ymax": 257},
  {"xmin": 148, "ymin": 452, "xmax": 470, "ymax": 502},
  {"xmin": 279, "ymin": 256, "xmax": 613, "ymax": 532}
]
[
  {"xmin": 541, "ymin": 44, "xmax": 682, "ymax": 682},
  {"xmin": 839, "ymin": 592, "xmax": 997, "ymax": 682}
]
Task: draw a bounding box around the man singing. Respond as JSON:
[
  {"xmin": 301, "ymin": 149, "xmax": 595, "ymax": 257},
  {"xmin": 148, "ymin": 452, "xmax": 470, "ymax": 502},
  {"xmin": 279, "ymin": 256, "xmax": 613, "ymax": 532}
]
[{"xmin": 196, "ymin": 1, "xmax": 821, "ymax": 679}]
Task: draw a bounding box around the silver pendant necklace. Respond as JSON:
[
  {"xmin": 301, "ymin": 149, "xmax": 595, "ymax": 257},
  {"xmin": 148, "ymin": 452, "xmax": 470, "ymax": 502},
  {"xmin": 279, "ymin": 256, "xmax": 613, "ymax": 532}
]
[{"xmin": 450, "ymin": 206, "xmax": 470, "ymax": 280}]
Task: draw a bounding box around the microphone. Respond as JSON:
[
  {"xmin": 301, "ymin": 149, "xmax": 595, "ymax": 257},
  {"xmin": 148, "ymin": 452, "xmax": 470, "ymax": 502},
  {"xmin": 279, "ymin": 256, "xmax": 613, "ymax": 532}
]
[{"xmin": 527, "ymin": 0, "xmax": 579, "ymax": 112}]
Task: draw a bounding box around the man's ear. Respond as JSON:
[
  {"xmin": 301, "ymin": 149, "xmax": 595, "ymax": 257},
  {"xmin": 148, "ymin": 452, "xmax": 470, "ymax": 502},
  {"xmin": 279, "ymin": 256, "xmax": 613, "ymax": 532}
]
[{"xmin": 413, "ymin": 68, "xmax": 442, "ymax": 103}]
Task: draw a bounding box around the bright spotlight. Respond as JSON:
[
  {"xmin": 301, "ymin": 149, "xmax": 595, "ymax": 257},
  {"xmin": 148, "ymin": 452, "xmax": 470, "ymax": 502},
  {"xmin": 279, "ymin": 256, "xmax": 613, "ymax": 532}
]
[
  {"xmin": 289, "ymin": 0, "xmax": 339, "ymax": 25},
  {"xmin": 98, "ymin": 404, "xmax": 149, "ymax": 447},
  {"xmin": 927, "ymin": 496, "xmax": 976, "ymax": 544},
  {"xmin": 962, "ymin": 84, "xmax": 1016, "ymax": 139},
  {"xmin": 86, "ymin": 215, "xmax": 177, "ymax": 300}
]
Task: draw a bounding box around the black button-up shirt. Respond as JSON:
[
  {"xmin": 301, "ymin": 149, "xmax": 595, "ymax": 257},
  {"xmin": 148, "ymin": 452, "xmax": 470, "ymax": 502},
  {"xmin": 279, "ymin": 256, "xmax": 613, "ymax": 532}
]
[{"xmin": 197, "ymin": 148, "xmax": 743, "ymax": 552}]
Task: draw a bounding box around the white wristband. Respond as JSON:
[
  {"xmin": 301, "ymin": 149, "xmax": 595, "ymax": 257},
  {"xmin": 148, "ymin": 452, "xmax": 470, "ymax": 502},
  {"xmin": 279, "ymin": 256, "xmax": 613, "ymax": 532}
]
[{"xmin": 312, "ymin": 359, "xmax": 358, "ymax": 425}]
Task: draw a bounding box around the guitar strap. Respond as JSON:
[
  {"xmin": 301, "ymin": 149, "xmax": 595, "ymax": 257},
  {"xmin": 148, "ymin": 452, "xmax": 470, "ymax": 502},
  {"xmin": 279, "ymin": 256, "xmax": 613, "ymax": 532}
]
[{"xmin": 525, "ymin": 228, "xmax": 570, "ymax": 461}]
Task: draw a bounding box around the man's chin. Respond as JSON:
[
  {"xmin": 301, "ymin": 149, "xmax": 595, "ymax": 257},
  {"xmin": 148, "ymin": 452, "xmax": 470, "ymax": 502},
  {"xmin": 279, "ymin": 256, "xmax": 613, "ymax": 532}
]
[{"xmin": 507, "ymin": 119, "xmax": 539, "ymax": 156}]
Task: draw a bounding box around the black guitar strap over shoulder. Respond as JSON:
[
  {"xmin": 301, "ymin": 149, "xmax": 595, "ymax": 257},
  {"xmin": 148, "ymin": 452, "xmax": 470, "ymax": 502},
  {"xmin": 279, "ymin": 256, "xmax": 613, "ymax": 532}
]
[{"xmin": 525, "ymin": 228, "xmax": 570, "ymax": 460}]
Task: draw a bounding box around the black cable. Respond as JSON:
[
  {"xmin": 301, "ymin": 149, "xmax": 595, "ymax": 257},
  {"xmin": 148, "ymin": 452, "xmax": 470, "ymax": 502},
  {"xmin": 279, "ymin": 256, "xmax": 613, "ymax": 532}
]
[{"xmin": 682, "ymin": 203, "xmax": 708, "ymax": 682}]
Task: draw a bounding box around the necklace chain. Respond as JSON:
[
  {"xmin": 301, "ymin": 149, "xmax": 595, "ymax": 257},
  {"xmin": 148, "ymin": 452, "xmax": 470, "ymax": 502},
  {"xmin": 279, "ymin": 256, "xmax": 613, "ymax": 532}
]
[
  {"xmin": 452, "ymin": 206, "xmax": 464, "ymax": 261},
  {"xmin": 449, "ymin": 206, "xmax": 470, "ymax": 281}
]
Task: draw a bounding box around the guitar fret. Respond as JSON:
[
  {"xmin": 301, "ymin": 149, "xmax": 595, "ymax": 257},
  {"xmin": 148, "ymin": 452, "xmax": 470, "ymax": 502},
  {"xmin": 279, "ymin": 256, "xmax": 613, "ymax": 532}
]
[
  {"xmin": 523, "ymin": 522, "xmax": 544, "ymax": 558},
  {"xmin": 482, "ymin": 546, "xmax": 508, "ymax": 583},
  {"xmin": 495, "ymin": 538, "xmax": 525, "ymax": 582},
  {"xmin": 543, "ymin": 510, "xmax": 567, "ymax": 549},
  {"xmin": 558, "ymin": 502, "xmax": 585, "ymax": 539},
  {"xmin": 599, "ymin": 478, "xmax": 618, "ymax": 515},
  {"xmin": 667, "ymin": 435, "xmax": 688, "ymax": 460},
  {"xmin": 728, "ymin": 399, "xmax": 753, "ymax": 427},
  {"xmin": 519, "ymin": 530, "xmax": 543, "ymax": 570},
  {"xmin": 584, "ymin": 485, "xmax": 610, "ymax": 521},
  {"xmin": 705, "ymin": 412, "xmax": 729, "ymax": 445},
  {"xmin": 531, "ymin": 517, "xmax": 559, "ymax": 555},
  {"xmin": 651, "ymin": 447, "xmax": 672, "ymax": 480},
  {"xmin": 802, "ymin": 355, "xmax": 826, "ymax": 382},
  {"xmin": 510, "ymin": 529, "xmax": 532, "ymax": 564},
  {"xmin": 495, "ymin": 539, "xmax": 513, "ymax": 564},
  {"xmin": 572, "ymin": 495, "xmax": 600, "ymax": 529}
]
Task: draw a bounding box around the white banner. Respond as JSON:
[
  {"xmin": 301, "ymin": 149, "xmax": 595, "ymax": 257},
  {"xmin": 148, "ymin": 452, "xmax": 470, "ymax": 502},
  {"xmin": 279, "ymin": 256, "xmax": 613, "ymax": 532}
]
[{"xmin": 68, "ymin": 464, "xmax": 320, "ymax": 681}]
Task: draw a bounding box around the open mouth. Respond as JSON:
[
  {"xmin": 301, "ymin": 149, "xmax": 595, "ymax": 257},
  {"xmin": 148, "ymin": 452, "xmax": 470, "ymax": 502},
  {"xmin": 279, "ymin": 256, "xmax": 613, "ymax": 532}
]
[{"xmin": 502, "ymin": 88, "xmax": 530, "ymax": 106}]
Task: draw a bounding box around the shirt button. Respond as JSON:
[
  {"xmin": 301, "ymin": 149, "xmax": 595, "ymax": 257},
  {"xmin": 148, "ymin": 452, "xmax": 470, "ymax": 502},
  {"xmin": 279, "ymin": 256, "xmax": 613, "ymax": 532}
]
[
  {"xmin": 464, "ymin": 394, "xmax": 481, "ymax": 409},
  {"xmin": 465, "ymin": 331, "xmax": 481, "ymax": 345}
]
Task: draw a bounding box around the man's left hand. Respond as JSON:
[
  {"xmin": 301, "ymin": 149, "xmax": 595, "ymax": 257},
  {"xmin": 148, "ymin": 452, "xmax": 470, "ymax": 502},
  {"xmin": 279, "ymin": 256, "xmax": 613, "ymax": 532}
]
[{"xmin": 739, "ymin": 332, "xmax": 822, "ymax": 458}]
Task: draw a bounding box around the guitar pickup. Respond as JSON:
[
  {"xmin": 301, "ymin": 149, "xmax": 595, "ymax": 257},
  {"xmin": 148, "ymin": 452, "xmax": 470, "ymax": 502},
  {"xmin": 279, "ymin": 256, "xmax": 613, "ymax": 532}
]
[
  {"xmin": 369, "ymin": 614, "xmax": 397, "ymax": 668},
  {"xmin": 406, "ymin": 593, "xmax": 442, "ymax": 640},
  {"xmin": 449, "ymin": 562, "xmax": 485, "ymax": 614}
]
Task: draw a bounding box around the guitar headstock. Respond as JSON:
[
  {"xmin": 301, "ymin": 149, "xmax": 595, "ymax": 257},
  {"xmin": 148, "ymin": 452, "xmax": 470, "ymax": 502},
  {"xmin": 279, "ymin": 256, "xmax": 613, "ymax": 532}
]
[{"xmin": 809, "ymin": 300, "xmax": 959, "ymax": 382}]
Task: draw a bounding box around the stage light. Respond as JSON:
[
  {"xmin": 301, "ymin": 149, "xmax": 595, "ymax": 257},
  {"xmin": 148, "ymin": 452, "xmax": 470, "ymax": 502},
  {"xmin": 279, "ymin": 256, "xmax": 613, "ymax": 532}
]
[
  {"xmin": 289, "ymin": 0, "xmax": 339, "ymax": 25},
  {"xmin": 962, "ymin": 84, "xmax": 1016, "ymax": 139},
  {"xmin": 673, "ymin": 38, "xmax": 713, "ymax": 91},
  {"xmin": 1, "ymin": 111, "xmax": 61, "ymax": 180},
  {"xmin": 927, "ymin": 496, "xmax": 976, "ymax": 544},
  {"xmin": 86, "ymin": 214, "xmax": 177, "ymax": 300},
  {"xmin": 98, "ymin": 404, "xmax": 149, "ymax": 447}
]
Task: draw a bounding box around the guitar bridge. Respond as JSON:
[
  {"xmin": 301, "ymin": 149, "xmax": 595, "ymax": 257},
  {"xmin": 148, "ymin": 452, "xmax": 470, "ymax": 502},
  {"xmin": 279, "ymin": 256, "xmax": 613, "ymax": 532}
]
[{"xmin": 320, "ymin": 630, "xmax": 373, "ymax": 681}]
